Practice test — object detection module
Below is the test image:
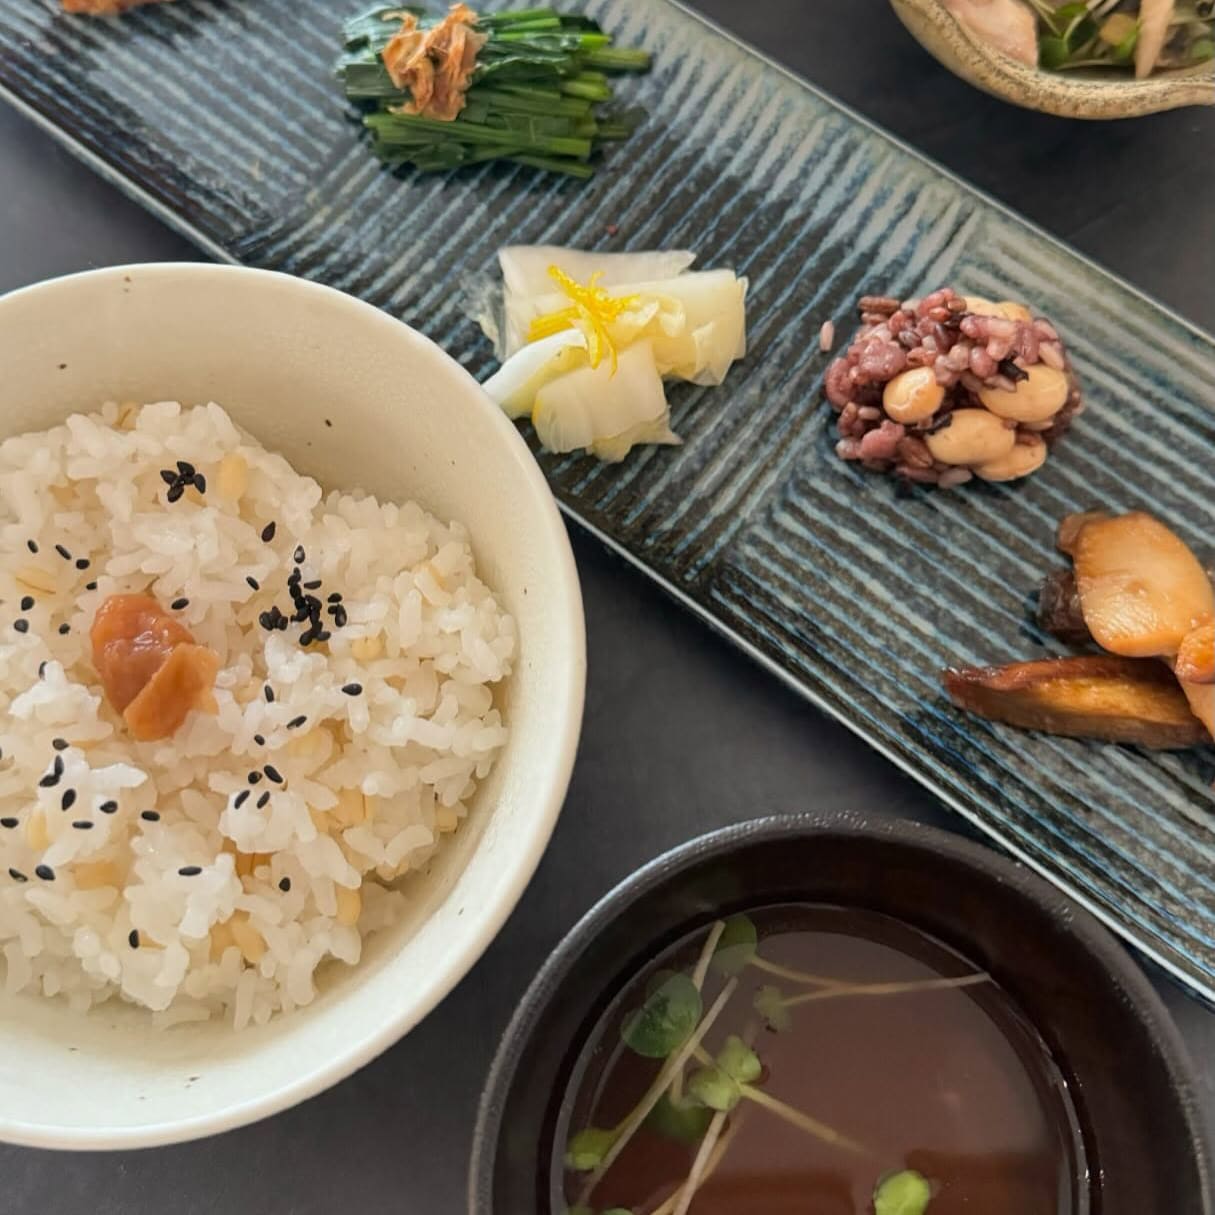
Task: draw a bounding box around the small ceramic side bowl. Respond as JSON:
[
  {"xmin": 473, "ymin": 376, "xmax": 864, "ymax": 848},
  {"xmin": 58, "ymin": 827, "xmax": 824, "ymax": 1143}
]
[
  {"xmin": 0, "ymin": 263, "xmax": 586, "ymax": 1149},
  {"xmin": 891, "ymin": 0, "xmax": 1215, "ymax": 118},
  {"xmin": 471, "ymin": 813, "xmax": 1212, "ymax": 1214}
]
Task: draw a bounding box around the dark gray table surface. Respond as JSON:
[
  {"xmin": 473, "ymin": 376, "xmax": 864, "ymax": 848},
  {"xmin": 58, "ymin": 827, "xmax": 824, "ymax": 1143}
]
[{"xmin": 1, "ymin": 2, "xmax": 1212, "ymax": 1211}]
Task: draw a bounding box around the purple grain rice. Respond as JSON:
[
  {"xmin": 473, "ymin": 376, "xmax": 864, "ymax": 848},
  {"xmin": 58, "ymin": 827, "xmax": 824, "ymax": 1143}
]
[{"xmin": 823, "ymin": 287, "xmax": 1082, "ymax": 487}]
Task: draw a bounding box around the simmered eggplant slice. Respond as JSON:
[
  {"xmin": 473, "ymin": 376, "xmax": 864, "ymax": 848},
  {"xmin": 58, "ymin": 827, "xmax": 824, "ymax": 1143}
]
[{"xmin": 943, "ymin": 656, "xmax": 1208, "ymax": 749}]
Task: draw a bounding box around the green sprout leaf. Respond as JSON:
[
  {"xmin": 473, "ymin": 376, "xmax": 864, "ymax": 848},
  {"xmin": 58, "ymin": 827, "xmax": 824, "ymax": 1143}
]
[
  {"xmin": 1039, "ymin": 35, "xmax": 1071, "ymax": 68},
  {"xmin": 1098, "ymin": 11, "xmax": 1139, "ymax": 62},
  {"xmin": 1111, "ymin": 25, "xmax": 1139, "ymax": 64},
  {"xmin": 715, "ymin": 1034, "xmax": 762, "ymax": 1085},
  {"xmin": 754, "ymin": 984, "xmax": 792, "ymax": 1033},
  {"xmin": 645, "ymin": 1092, "xmax": 714, "ymax": 1145},
  {"xmin": 686, "ymin": 1064, "xmax": 741, "ymax": 1113},
  {"xmin": 1050, "ymin": 2, "xmax": 1090, "ymax": 33},
  {"xmin": 1037, "ymin": 1, "xmax": 1098, "ymax": 67},
  {"xmin": 710, "ymin": 914, "xmax": 757, "ymax": 977},
  {"xmin": 874, "ymin": 1169, "xmax": 934, "ymax": 1215},
  {"xmin": 564, "ymin": 1126, "xmax": 619, "ymax": 1173},
  {"xmin": 622, "ymin": 971, "xmax": 702, "ymax": 1058}
]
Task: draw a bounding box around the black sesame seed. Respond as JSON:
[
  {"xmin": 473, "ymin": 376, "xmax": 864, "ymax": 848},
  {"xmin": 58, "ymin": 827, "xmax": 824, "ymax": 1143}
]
[
  {"xmin": 192, "ymin": 473, "xmax": 206, "ymax": 494},
  {"xmin": 258, "ymin": 611, "xmax": 277, "ymax": 632},
  {"xmin": 261, "ymin": 521, "xmax": 276, "ymax": 542},
  {"xmin": 998, "ymin": 357, "xmax": 1030, "ymax": 384},
  {"xmin": 19, "ymin": 596, "xmax": 34, "ymax": 611},
  {"xmin": 278, "ymin": 877, "xmax": 291, "ymax": 892},
  {"xmin": 160, "ymin": 469, "xmax": 179, "ymax": 486},
  {"xmin": 60, "ymin": 788, "xmax": 77, "ymax": 812},
  {"xmin": 53, "ymin": 754, "xmax": 64, "ymax": 776},
  {"xmin": 0, "ymin": 817, "xmax": 17, "ymax": 829},
  {"xmin": 234, "ymin": 789, "xmax": 250, "ymax": 809},
  {"xmin": 303, "ymin": 579, "xmax": 322, "ymax": 591},
  {"xmin": 246, "ymin": 576, "xmax": 260, "ymax": 591},
  {"xmin": 287, "ymin": 715, "xmax": 307, "ymax": 730},
  {"xmin": 264, "ymin": 765, "xmax": 283, "ymax": 784},
  {"xmin": 9, "ymin": 868, "xmax": 27, "ymax": 883},
  {"xmin": 38, "ymin": 661, "xmax": 47, "ymax": 678},
  {"xmin": 341, "ymin": 683, "xmax": 363, "ymax": 696},
  {"xmin": 324, "ymin": 418, "xmax": 333, "ymax": 428},
  {"xmin": 263, "ymin": 685, "xmax": 275, "ymax": 703},
  {"xmin": 13, "ymin": 619, "xmax": 28, "ymax": 634},
  {"xmin": 75, "ymin": 558, "xmax": 90, "ymax": 571},
  {"xmin": 294, "ymin": 546, "xmax": 305, "ymax": 564},
  {"xmin": 166, "ymin": 483, "xmax": 184, "ymax": 504},
  {"xmin": 128, "ymin": 929, "xmax": 140, "ymax": 948},
  {"xmin": 34, "ymin": 864, "xmax": 55, "ymax": 881},
  {"xmin": 178, "ymin": 866, "xmax": 202, "ymax": 877},
  {"xmin": 72, "ymin": 820, "xmax": 93, "ymax": 831},
  {"xmin": 52, "ymin": 738, "xmax": 68, "ymax": 752},
  {"xmin": 176, "ymin": 460, "xmax": 195, "ymax": 477},
  {"xmin": 140, "ymin": 810, "xmax": 160, "ymax": 822},
  {"xmin": 332, "ymin": 608, "xmax": 348, "ymax": 629},
  {"xmin": 85, "ymin": 581, "xmax": 98, "ymax": 592},
  {"xmin": 171, "ymin": 597, "xmax": 189, "ymax": 611},
  {"xmin": 256, "ymin": 792, "xmax": 270, "ymax": 809},
  {"xmin": 39, "ymin": 765, "xmax": 61, "ymax": 789},
  {"xmin": 316, "ymin": 629, "xmax": 332, "ymax": 643},
  {"xmin": 99, "ymin": 800, "xmax": 118, "ymax": 815},
  {"xmin": 26, "ymin": 539, "xmax": 38, "ymax": 554},
  {"xmin": 248, "ymin": 771, "xmax": 262, "ymax": 785},
  {"xmin": 58, "ymin": 623, "xmax": 71, "ymax": 636},
  {"xmin": 327, "ymin": 592, "xmax": 343, "ymax": 604},
  {"xmin": 253, "ymin": 734, "xmax": 266, "ymax": 747},
  {"xmin": 54, "ymin": 544, "xmax": 71, "ymax": 561}
]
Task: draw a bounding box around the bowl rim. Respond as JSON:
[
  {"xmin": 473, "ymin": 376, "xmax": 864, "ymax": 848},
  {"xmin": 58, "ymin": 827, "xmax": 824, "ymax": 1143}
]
[
  {"xmin": 469, "ymin": 810, "xmax": 1214, "ymax": 1212},
  {"xmin": 0, "ymin": 262, "xmax": 587, "ymax": 1151}
]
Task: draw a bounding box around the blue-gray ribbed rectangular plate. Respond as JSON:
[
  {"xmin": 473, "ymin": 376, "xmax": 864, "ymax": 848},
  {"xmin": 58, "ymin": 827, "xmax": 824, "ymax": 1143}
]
[{"xmin": 2, "ymin": 0, "xmax": 1214, "ymax": 1000}]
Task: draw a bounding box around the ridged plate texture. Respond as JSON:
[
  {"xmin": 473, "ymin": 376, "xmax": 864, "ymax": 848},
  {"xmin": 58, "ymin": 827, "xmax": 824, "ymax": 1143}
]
[{"xmin": 2, "ymin": 0, "xmax": 1214, "ymax": 998}]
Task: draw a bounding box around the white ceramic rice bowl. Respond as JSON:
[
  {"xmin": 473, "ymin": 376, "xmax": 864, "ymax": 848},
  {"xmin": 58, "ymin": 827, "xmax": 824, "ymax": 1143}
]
[{"xmin": 0, "ymin": 263, "xmax": 585, "ymax": 1149}]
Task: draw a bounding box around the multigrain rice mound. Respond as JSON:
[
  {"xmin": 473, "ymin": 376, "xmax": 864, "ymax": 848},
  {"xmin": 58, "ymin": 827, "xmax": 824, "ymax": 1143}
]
[{"xmin": 0, "ymin": 401, "xmax": 515, "ymax": 1028}]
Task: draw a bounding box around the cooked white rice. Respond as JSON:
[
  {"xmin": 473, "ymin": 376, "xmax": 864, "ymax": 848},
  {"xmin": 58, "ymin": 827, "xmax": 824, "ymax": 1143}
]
[{"xmin": 0, "ymin": 401, "xmax": 515, "ymax": 1028}]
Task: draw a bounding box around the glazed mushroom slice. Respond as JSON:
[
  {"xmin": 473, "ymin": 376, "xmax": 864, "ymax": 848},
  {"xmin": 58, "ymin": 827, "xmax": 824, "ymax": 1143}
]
[
  {"xmin": 943, "ymin": 656, "xmax": 1208, "ymax": 749},
  {"xmin": 1036, "ymin": 568, "xmax": 1092, "ymax": 646},
  {"xmin": 1176, "ymin": 624, "xmax": 1215, "ymax": 685},
  {"xmin": 1055, "ymin": 510, "xmax": 1109, "ymax": 557},
  {"xmin": 1061, "ymin": 511, "xmax": 1215, "ymax": 659}
]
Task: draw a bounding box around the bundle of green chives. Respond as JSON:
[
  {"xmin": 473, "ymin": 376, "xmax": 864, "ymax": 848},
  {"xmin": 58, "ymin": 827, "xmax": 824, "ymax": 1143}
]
[{"xmin": 337, "ymin": 7, "xmax": 652, "ymax": 179}]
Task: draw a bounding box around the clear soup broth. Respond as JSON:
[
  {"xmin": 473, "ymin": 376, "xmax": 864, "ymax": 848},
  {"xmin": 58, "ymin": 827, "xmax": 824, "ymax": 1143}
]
[{"xmin": 558, "ymin": 904, "xmax": 1086, "ymax": 1215}]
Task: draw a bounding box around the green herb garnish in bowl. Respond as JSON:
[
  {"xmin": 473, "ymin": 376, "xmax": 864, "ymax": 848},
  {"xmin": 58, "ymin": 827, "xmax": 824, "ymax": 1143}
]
[{"xmin": 1028, "ymin": 0, "xmax": 1214, "ymax": 76}]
